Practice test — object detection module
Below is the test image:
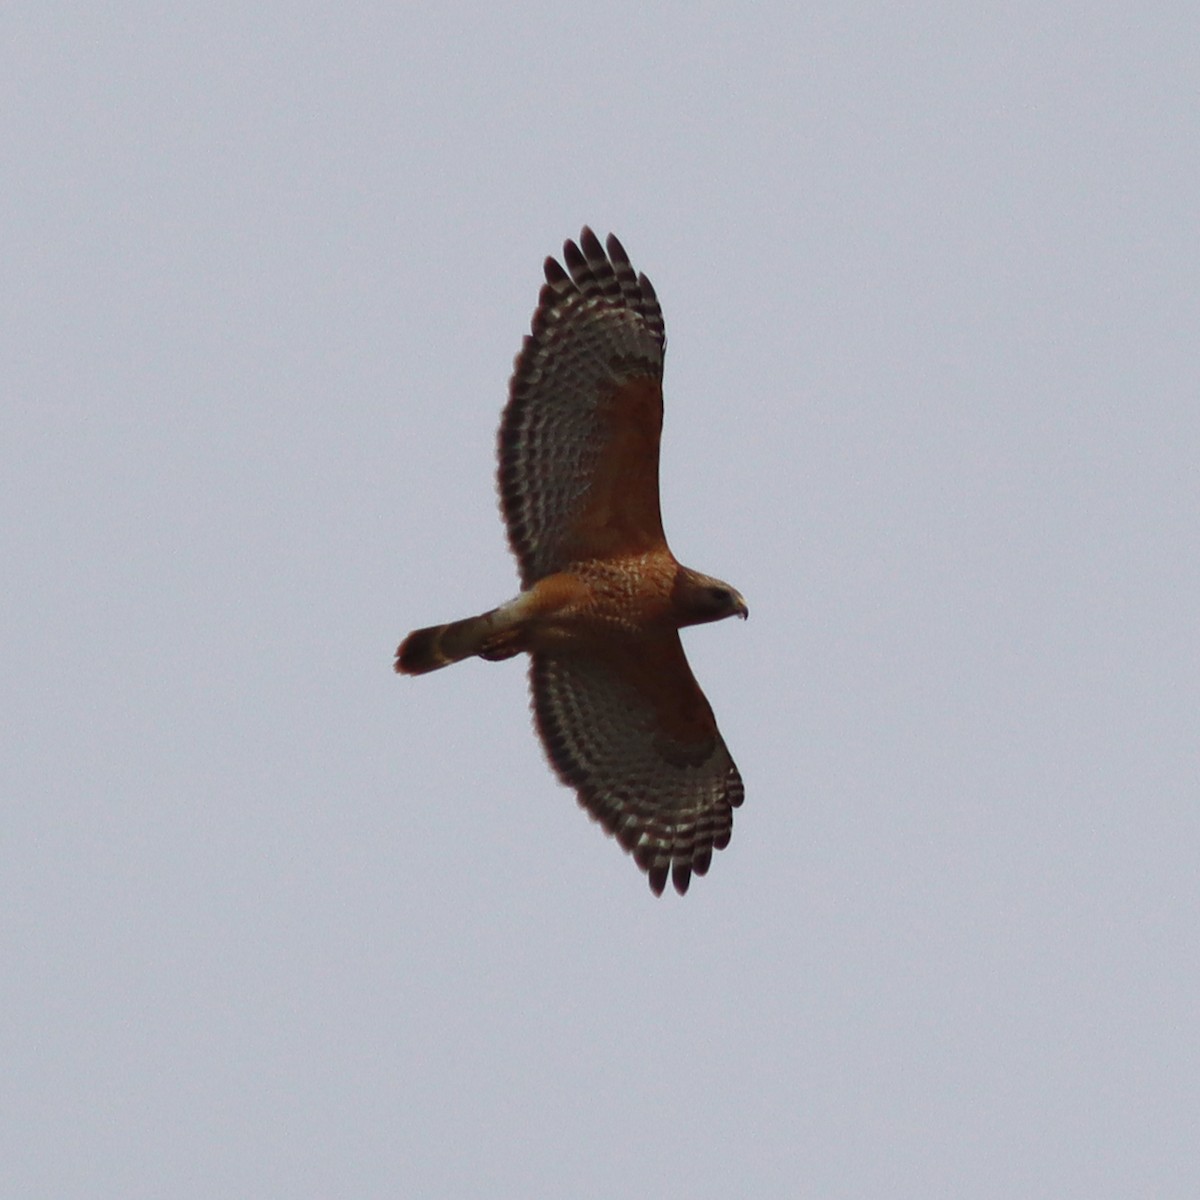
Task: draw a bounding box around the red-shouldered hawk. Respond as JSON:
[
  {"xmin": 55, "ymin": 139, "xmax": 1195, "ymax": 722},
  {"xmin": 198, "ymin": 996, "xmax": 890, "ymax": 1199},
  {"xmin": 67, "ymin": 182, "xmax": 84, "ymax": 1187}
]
[{"xmin": 396, "ymin": 229, "xmax": 746, "ymax": 895}]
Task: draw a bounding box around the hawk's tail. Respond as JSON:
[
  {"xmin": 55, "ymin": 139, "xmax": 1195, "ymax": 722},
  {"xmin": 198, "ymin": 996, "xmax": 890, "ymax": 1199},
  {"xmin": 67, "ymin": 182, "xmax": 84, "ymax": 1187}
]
[{"xmin": 395, "ymin": 608, "xmax": 524, "ymax": 675}]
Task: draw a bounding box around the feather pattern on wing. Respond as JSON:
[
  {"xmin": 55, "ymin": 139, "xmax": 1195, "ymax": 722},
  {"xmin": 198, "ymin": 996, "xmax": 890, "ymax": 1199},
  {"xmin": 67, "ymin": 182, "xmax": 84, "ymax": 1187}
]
[
  {"xmin": 530, "ymin": 635, "xmax": 743, "ymax": 896},
  {"xmin": 500, "ymin": 229, "xmax": 667, "ymax": 585}
]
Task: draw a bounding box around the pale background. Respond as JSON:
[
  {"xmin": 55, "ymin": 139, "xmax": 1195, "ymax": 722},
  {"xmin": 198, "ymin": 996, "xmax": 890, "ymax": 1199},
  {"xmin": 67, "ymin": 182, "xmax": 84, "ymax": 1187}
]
[{"xmin": 4, "ymin": 4, "xmax": 1198, "ymax": 1197}]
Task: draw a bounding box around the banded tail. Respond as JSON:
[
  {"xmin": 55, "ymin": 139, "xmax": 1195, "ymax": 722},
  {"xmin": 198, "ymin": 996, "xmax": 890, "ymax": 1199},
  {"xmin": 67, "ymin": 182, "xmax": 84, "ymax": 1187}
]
[{"xmin": 395, "ymin": 606, "xmax": 525, "ymax": 675}]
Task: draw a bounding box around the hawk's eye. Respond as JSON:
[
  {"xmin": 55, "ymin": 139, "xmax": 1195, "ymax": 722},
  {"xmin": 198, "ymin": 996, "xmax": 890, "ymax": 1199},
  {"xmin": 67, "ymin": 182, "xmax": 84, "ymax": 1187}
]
[{"xmin": 707, "ymin": 586, "xmax": 731, "ymax": 606}]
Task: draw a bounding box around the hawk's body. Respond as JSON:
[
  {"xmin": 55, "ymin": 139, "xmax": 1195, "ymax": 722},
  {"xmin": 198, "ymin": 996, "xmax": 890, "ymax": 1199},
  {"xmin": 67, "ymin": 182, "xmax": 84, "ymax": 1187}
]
[{"xmin": 397, "ymin": 229, "xmax": 746, "ymax": 895}]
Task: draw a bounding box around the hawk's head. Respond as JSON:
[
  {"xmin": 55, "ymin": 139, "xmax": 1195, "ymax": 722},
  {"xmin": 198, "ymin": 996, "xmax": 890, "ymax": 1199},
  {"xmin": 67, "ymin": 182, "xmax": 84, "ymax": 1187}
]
[{"xmin": 672, "ymin": 567, "xmax": 749, "ymax": 628}]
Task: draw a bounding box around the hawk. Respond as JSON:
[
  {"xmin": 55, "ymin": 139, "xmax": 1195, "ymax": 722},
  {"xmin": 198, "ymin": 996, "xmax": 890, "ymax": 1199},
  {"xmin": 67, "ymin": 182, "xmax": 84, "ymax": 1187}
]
[{"xmin": 396, "ymin": 228, "xmax": 747, "ymax": 895}]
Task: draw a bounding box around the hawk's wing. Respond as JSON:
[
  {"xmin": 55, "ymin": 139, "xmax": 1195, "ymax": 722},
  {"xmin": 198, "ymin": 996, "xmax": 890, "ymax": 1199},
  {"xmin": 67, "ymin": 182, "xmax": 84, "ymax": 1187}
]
[
  {"xmin": 530, "ymin": 634, "xmax": 743, "ymax": 895},
  {"xmin": 500, "ymin": 228, "xmax": 668, "ymax": 586}
]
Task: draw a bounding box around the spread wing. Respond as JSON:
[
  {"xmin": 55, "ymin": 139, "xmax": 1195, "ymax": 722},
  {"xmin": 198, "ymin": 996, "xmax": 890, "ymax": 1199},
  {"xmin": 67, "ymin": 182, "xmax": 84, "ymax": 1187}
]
[
  {"xmin": 499, "ymin": 228, "xmax": 668, "ymax": 586},
  {"xmin": 530, "ymin": 634, "xmax": 743, "ymax": 895}
]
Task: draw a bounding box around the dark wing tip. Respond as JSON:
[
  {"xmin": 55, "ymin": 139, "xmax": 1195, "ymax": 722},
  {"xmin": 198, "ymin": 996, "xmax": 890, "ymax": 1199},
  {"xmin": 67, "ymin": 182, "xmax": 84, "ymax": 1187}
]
[
  {"xmin": 543, "ymin": 254, "xmax": 569, "ymax": 286},
  {"xmin": 606, "ymin": 232, "xmax": 630, "ymax": 265},
  {"xmin": 727, "ymin": 767, "xmax": 745, "ymax": 809},
  {"xmin": 647, "ymin": 862, "xmax": 669, "ymax": 897},
  {"xmin": 562, "ymin": 236, "xmax": 586, "ymax": 275},
  {"xmin": 672, "ymin": 859, "xmax": 693, "ymax": 896},
  {"xmin": 579, "ymin": 226, "xmax": 604, "ymax": 260}
]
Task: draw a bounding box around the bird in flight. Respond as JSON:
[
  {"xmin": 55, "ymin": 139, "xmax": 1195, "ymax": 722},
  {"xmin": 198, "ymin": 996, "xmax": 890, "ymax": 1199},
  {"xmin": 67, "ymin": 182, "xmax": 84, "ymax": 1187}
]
[{"xmin": 396, "ymin": 228, "xmax": 746, "ymax": 895}]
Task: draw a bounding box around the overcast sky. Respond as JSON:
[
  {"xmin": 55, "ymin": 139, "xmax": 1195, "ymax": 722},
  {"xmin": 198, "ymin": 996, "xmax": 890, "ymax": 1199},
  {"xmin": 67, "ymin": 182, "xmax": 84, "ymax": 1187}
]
[{"xmin": 4, "ymin": 4, "xmax": 1198, "ymax": 1197}]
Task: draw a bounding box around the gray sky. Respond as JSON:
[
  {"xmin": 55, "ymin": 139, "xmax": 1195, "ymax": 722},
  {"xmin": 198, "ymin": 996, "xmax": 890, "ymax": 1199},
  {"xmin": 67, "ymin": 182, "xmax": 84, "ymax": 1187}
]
[{"xmin": 4, "ymin": 4, "xmax": 1198, "ymax": 1196}]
